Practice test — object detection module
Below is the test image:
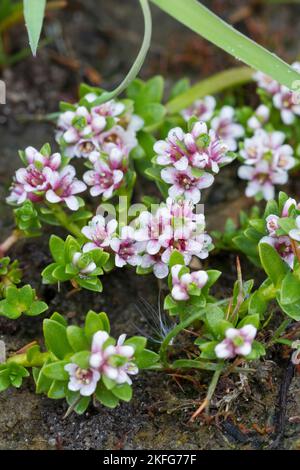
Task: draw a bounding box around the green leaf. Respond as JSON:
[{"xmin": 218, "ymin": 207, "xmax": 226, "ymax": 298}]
[
  {"xmin": 50, "ymin": 312, "xmax": 67, "ymax": 327},
  {"xmin": 43, "ymin": 319, "xmax": 72, "ymax": 359},
  {"xmin": 49, "ymin": 235, "xmax": 65, "ymax": 264},
  {"xmin": 280, "ymin": 272, "xmax": 300, "ymax": 305},
  {"xmin": 204, "ymin": 305, "xmax": 225, "ymax": 335},
  {"xmin": 43, "ymin": 361, "xmax": 69, "ymax": 381},
  {"xmin": 47, "ymin": 380, "xmax": 66, "ymax": 399},
  {"xmin": 67, "ymin": 326, "xmax": 89, "ymax": 352},
  {"xmin": 151, "ymin": 0, "xmax": 300, "ymax": 91},
  {"xmin": 84, "ymin": 311, "xmax": 104, "ymax": 341},
  {"xmin": 237, "ymin": 314, "xmax": 260, "ymax": 329},
  {"xmin": 71, "ymin": 351, "xmax": 90, "ymax": 369},
  {"xmin": 135, "ymin": 349, "xmax": 159, "ymax": 369},
  {"xmin": 259, "ymin": 243, "xmax": 289, "ymax": 286},
  {"xmin": 23, "ymin": 0, "xmax": 46, "ymax": 56},
  {"xmin": 27, "ymin": 300, "xmax": 48, "ymax": 316},
  {"xmin": 124, "ymin": 336, "xmax": 147, "ymax": 355},
  {"xmin": 169, "ymin": 250, "xmax": 185, "ymax": 267},
  {"xmin": 248, "ymin": 290, "xmax": 268, "ymax": 316},
  {"xmin": 96, "ymin": 385, "xmax": 119, "ymax": 408},
  {"xmin": 111, "ymin": 383, "xmax": 132, "ymax": 402}
]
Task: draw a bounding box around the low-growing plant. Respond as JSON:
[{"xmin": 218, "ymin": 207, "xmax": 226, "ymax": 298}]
[{"xmin": 1, "ymin": 68, "xmax": 299, "ymax": 417}]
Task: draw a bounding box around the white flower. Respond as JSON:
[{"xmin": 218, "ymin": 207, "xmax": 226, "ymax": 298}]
[
  {"xmin": 64, "ymin": 363, "xmax": 100, "ymax": 396},
  {"xmin": 211, "ymin": 106, "xmax": 244, "ymax": 151},
  {"xmin": 215, "ymin": 325, "xmax": 257, "ymax": 359},
  {"xmin": 82, "ymin": 215, "xmax": 118, "ymax": 252},
  {"xmin": 181, "ymin": 96, "xmax": 216, "ymax": 122}
]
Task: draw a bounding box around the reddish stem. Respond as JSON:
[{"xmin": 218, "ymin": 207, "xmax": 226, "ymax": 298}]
[{"xmin": 0, "ymin": 230, "xmax": 22, "ymax": 257}]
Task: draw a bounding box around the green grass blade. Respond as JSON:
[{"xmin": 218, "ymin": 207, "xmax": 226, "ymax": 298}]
[
  {"xmin": 23, "ymin": 0, "xmax": 46, "ymax": 56},
  {"xmin": 150, "ymin": 0, "xmax": 300, "ymax": 89},
  {"xmin": 166, "ymin": 66, "xmax": 253, "ymax": 114}
]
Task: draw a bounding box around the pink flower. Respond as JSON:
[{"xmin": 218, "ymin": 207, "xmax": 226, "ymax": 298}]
[
  {"xmin": 282, "ymin": 197, "xmax": 297, "ymax": 217},
  {"xmin": 46, "ymin": 165, "xmax": 87, "ymax": 211},
  {"xmin": 238, "ymin": 161, "xmax": 288, "ymax": 201},
  {"xmin": 89, "ymin": 331, "xmax": 119, "ymax": 380},
  {"xmin": 110, "ymin": 226, "xmax": 144, "ymax": 268},
  {"xmin": 83, "ymin": 159, "xmax": 123, "ymax": 200},
  {"xmin": 140, "ymin": 253, "xmax": 170, "ymax": 279},
  {"xmin": 253, "ymin": 71, "xmax": 280, "ymax": 95},
  {"xmin": 56, "ymin": 106, "xmax": 106, "ymax": 158},
  {"xmin": 197, "ymin": 130, "xmax": 230, "ymax": 174},
  {"xmin": 89, "ymin": 331, "xmax": 138, "ymax": 384},
  {"xmin": 266, "ymin": 214, "xmax": 279, "ymax": 237},
  {"xmin": 161, "ymin": 166, "xmax": 214, "ymax": 203},
  {"xmin": 181, "ymin": 95, "xmax": 216, "ymax": 122},
  {"xmin": 15, "ymin": 165, "xmax": 53, "ymax": 195},
  {"xmin": 82, "ymin": 215, "xmax": 118, "ymax": 252},
  {"xmin": 260, "ymin": 235, "xmax": 294, "ymax": 268},
  {"xmin": 247, "ymin": 105, "xmax": 270, "ymax": 131},
  {"xmin": 154, "ymin": 127, "xmax": 190, "ymax": 171},
  {"xmin": 91, "ymin": 100, "xmax": 125, "ymax": 118},
  {"xmin": 97, "ymin": 125, "xmax": 138, "ymax": 155},
  {"xmin": 114, "ymin": 334, "xmax": 138, "ymax": 385},
  {"xmin": 211, "ymin": 106, "xmax": 244, "ymax": 151},
  {"xmin": 215, "ymin": 325, "xmax": 257, "ymax": 359},
  {"xmin": 24, "ymin": 146, "xmax": 61, "ymax": 170},
  {"xmin": 155, "ymin": 122, "xmax": 231, "ymax": 175},
  {"xmin": 273, "ymin": 86, "xmax": 300, "ymax": 125},
  {"xmin": 171, "ymin": 264, "xmax": 208, "ymax": 301},
  {"xmin": 64, "ymin": 363, "xmax": 100, "ymax": 396}
]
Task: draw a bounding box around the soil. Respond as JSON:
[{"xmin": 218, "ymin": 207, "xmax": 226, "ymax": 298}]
[{"xmin": 0, "ymin": 0, "xmax": 299, "ymax": 450}]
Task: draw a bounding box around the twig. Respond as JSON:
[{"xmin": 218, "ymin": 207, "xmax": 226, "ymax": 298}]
[{"xmin": 269, "ymin": 358, "xmax": 295, "ymax": 449}]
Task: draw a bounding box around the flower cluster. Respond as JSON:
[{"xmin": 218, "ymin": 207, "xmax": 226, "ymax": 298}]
[
  {"xmin": 170, "ymin": 264, "xmax": 208, "ymax": 301},
  {"xmin": 238, "ymin": 129, "xmax": 295, "ymax": 200},
  {"xmin": 81, "ymin": 198, "xmax": 212, "ymax": 279},
  {"xmin": 154, "ymin": 121, "xmax": 233, "ymax": 203},
  {"xmin": 215, "ymin": 325, "xmax": 257, "ymax": 359},
  {"xmin": 260, "ymin": 197, "xmax": 298, "ymax": 268},
  {"xmin": 65, "ymin": 330, "xmax": 138, "ymax": 396},
  {"xmin": 254, "ymin": 62, "xmax": 300, "ymax": 125},
  {"xmin": 182, "ymin": 102, "xmax": 244, "ymax": 151},
  {"xmin": 7, "ymin": 146, "xmax": 86, "ymax": 211},
  {"xmin": 56, "ymin": 97, "xmax": 143, "ymax": 160}
]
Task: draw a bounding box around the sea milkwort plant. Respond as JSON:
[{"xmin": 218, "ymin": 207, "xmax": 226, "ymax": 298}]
[{"xmin": 2, "ymin": 1, "xmax": 300, "ymax": 418}]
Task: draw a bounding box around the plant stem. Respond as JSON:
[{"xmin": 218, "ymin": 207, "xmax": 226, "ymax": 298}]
[
  {"xmin": 190, "ymin": 368, "xmax": 222, "ymax": 421},
  {"xmin": 160, "ymin": 308, "xmax": 206, "ymax": 367},
  {"xmin": 166, "ymin": 67, "xmax": 253, "ymax": 114},
  {"xmin": 94, "ymin": 0, "xmax": 152, "ymax": 104},
  {"xmin": 0, "ymin": 230, "xmax": 22, "ymax": 256},
  {"xmin": 7, "ymin": 351, "xmax": 50, "ymax": 368},
  {"xmin": 46, "ymin": 203, "xmax": 83, "ymax": 239},
  {"xmin": 268, "ymin": 319, "xmax": 291, "ymax": 347}
]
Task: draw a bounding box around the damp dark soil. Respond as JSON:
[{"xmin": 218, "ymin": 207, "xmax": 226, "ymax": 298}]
[{"xmin": 0, "ymin": 0, "xmax": 299, "ymax": 450}]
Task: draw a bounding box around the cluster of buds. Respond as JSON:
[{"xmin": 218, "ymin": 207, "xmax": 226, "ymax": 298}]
[
  {"xmin": 170, "ymin": 264, "xmax": 208, "ymax": 301},
  {"xmin": 238, "ymin": 129, "xmax": 295, "ymax": 200},
  {"xmin": 155, "ymin": 121, "xmax": 233, "ymax": 203},
  {"xmin": 81, "ymin": 198, "xmax": 212, "ymax": 279},
  {"xmin": 65, "ymin": 330, "xmax": 138, "ymax": 396},
  {"xmin": 260, "ymin": 197, "xmax": 298, "ymax": 268},
  {"xmin": 7, "ymin": 146, "xmax": 86, "ymax": 211},
  {"xmin": 254, "ymin": 62, "xmax": 300, "ymax": 125},
  {"xmin": 56, "ymin": 97, "xmax": 143, "ymax": 160},
  {"xmin": 215, "ymin": 325, "xmax": 257, "ymax": 359},
  {"xmin": 182, "ymin": 101, "xmax": 244, "ymax": 152}
]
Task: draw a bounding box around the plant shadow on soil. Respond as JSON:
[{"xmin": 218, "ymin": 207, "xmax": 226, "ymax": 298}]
[{"xmin": 0, "ymin": 0, "xmax": 299, "ymax": 450}]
